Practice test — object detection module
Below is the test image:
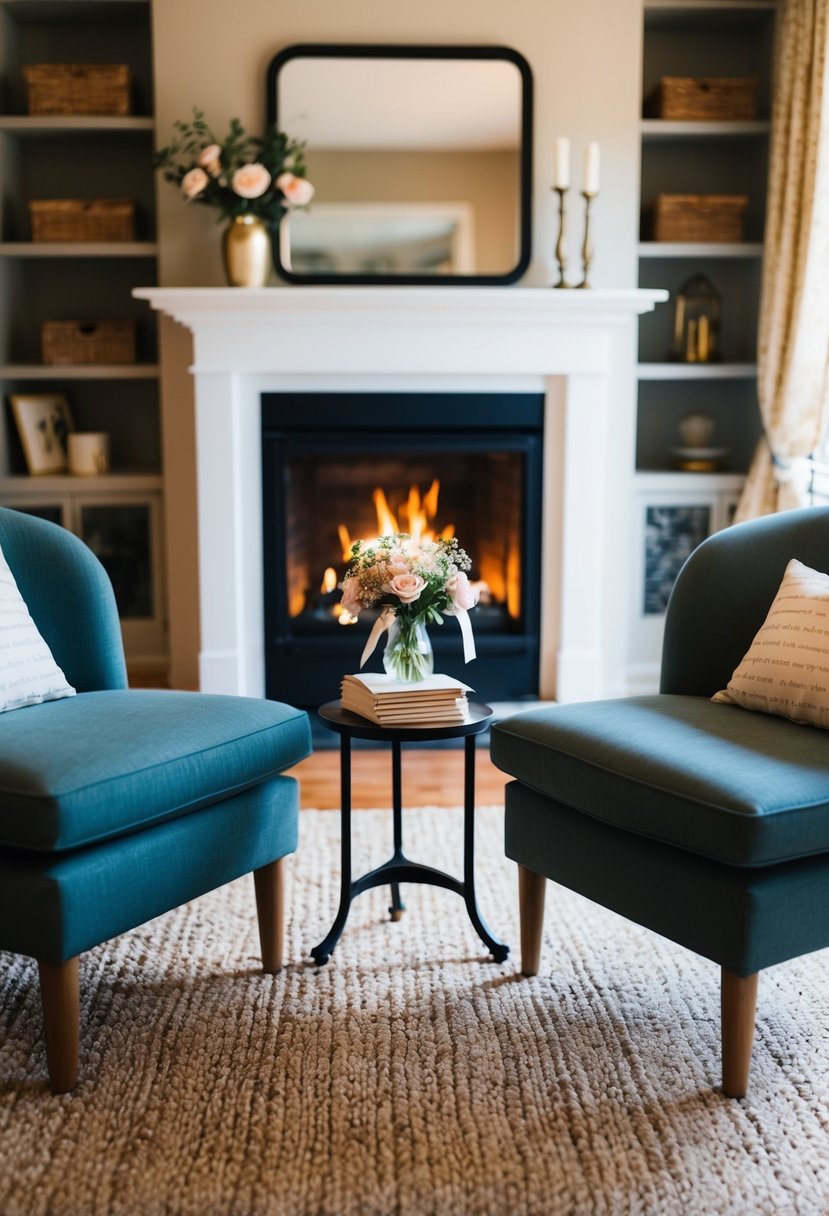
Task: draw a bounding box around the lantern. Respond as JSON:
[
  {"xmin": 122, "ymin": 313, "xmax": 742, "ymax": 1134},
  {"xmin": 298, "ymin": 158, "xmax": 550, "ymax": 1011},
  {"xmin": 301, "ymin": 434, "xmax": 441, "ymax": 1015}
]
[{"xmin": 672, "ymin": 274, "xmax": 721, "ymax": 363}]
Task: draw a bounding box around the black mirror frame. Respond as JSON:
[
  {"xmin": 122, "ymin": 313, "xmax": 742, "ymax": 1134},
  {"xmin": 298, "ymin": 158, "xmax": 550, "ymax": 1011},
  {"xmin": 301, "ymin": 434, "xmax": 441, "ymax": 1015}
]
[{"xmin": 266, "ymin": 43, "xmax": 533, "ymax": 287}]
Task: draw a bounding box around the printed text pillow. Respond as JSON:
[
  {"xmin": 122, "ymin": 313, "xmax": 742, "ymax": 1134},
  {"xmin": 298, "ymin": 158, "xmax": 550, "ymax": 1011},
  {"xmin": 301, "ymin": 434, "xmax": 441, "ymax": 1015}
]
[{"xmin": 712, "ymin": 558, "xmax": 829, "ymax": 729}]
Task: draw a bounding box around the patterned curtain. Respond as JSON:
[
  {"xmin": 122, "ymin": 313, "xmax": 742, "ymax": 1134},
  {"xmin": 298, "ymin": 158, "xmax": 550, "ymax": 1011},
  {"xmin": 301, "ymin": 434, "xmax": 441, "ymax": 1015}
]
[{"xmin": 735, "ymin": 0, "xmax": 829, "ymax": 521}]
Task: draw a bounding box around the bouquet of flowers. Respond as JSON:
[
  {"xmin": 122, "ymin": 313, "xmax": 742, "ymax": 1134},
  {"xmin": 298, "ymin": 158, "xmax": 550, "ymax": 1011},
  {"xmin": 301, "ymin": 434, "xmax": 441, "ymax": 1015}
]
[
  {"xmin": 340, "ymin": 532, "xmax": 479, "ymax": 682},
  {"xmin": 154, "ymin": 109, "xmax": 314, "ymax": 223}
]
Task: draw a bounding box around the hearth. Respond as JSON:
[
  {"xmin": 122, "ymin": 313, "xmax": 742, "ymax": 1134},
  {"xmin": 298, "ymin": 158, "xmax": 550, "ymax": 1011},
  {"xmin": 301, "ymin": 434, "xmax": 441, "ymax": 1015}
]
[{"xmin": 262, "ymin": 392, "xmax": 543, "ymax": 707}]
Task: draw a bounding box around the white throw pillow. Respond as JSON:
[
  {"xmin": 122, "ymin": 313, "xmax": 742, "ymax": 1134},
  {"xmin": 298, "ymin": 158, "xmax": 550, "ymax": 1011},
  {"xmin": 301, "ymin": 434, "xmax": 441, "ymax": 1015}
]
[
  {"xmin": 0, "ymin": 543, "xmax": 75, "ymax": 712},
  {"xmin": 712, "ymin": 558, "xmax": 829, "ymax": 729}
]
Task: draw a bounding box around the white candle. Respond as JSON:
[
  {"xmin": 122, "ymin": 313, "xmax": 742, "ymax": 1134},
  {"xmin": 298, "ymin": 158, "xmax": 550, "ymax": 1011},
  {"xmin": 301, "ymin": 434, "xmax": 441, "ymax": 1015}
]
[
  {"xmin": 554, "ymin": 137, "xmax": 570, "ymax": 189},
  {"xmin": 583, "ymin": 141, "xmax": 600, "ymax": 194}
]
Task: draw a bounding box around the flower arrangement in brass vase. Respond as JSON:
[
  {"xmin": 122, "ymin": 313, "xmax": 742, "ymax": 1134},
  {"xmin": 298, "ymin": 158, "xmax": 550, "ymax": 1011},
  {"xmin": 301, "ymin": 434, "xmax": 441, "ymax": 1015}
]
[
  {"xmin": 154, "ymin": 109, "xmax": 314, "ymax": 286},
  {"xmin": 340, "ymin": 533, "xmax": 479, "ymax": 683}
]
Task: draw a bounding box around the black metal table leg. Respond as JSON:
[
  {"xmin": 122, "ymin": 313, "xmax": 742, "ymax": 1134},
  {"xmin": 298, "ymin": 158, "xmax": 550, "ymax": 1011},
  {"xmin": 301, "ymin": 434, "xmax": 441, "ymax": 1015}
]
[
  {"xmin": 313, "ymin": 701, "xmax": 509, "ymax": 965},
  {"xmin": 311, "ymin": 734, "xmax": 354, "ymax": 964},
  {"xmin": 389, "ymin": 740, "xmax": 406, "ymax": 921},
  {"xmin": 461, "ymin": 735, "xmax": 510, "ymax": 962}
]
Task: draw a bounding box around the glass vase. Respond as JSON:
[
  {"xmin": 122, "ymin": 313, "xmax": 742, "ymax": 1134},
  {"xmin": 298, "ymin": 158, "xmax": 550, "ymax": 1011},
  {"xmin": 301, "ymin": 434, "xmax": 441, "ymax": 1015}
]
[{"xmin": 383, "ymin": 615, "xmax": 434, "ymax": 683}]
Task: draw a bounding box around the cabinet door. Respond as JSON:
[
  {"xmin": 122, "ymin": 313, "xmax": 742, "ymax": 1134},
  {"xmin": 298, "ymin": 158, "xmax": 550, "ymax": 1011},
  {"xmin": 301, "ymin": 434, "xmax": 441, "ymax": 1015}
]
[
  {"xmin": 0, "ymin": 497, "xmax": 69, "ymax": 527},
  {"xmin": 629, "ymin": 482, "xmax": 741, "ymax": 693},
  {"xmin": 73, "ymin": 493, "xmax": 166, "ymax": 661}
]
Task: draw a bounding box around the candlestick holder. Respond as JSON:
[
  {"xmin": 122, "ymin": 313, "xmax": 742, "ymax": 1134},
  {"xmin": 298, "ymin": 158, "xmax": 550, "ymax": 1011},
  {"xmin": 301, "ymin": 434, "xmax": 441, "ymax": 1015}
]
[
  {"xmin": 552, "ymin": 186, "xmax": 569, "ymax": 288},
  {"xmin": 577, "ymin": 190, "xmax": 597, "ymax": 289}
]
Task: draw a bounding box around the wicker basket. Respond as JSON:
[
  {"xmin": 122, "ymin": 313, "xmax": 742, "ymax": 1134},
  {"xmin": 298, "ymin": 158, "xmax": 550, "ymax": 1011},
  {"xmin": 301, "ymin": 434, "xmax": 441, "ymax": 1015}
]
[
  {"xmin": 645, "ymin": 76, "xmax": 758, "ymax": 122},
  {"xmin": 41, "ymin": 320, "xmax": 137, "ymax": 365},
  {"xmin": 22, "ymin": 63, "xmax": 132, "ymax": 116},
  {"xmin": 644, "ymin": 194, "xmax": 749, "ymax": 243},
  {"xmin": 29, "ymin": 199, "xmax": 135, "ymax": 242}
]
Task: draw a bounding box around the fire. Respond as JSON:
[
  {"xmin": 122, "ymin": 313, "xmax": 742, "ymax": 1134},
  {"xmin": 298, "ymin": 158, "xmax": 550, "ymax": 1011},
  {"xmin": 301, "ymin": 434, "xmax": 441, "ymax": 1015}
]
[
  {"xmin": 320, "ymin": 567, "xmax": 338, "ymax": 594},
  {"xmin": 338, "ymin": 479, "xmax": 454, "ymax": 560}
]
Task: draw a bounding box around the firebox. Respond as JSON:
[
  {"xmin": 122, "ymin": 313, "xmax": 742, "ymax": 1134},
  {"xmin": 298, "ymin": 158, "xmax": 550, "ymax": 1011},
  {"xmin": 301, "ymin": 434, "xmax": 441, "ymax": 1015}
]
[{"xmin": 262, "ymin": 392, "xmax": 543, "ymax": 708}]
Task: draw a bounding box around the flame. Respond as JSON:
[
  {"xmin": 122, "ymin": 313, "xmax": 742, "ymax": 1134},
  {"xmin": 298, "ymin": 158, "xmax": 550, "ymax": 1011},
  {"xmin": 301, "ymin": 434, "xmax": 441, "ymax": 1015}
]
[
  {"xmin": 372, "ymin": 488, "xmax": 399, "ymax": 539},
  {"xmin": 338, "ymin": 479, "xmax": 454, "ymax": 560},
  {"xmin": 320, "ymin": 567, "xmax": 338, "ymax": 594}
]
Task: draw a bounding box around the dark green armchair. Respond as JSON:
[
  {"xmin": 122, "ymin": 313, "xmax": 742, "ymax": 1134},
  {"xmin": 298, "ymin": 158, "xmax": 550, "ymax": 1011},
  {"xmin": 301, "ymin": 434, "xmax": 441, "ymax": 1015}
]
[
  {"xmin": 0, "ymin": 507, "xmax": 311, "ymax": 1092},
  {"xmin": 492, "ymin": 506, "xmax": 829, "ymax": 1098}
]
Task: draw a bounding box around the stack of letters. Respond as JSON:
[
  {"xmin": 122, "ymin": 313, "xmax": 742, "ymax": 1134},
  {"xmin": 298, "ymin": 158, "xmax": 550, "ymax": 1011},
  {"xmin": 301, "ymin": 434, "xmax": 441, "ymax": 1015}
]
[{"xmin": 340, "ymin": 672, "xmax": 472, "ymax": 727}]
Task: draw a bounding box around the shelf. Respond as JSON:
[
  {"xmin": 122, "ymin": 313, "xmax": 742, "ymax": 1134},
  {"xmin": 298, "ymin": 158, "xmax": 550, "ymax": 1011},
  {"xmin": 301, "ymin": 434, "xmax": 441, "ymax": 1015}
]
[
  {"xmin": 643, "ymin": 2, "xmax": 776, "ymax": 27},
  {"xmin": 638, "ymin": 242, "xmax": 763, "ymax": 258},
  {"xmin": 0, "ymin": 363, "xmax": 160, "ymax": 379},
  {"xmin": 637, "ymin": 362, "xmax": 757, "ymax": 380},
  {"xmin": 640, "ymin": 119, "xmax": 770, "ymax": 140},
  {"xmin": 0, "ymin": 116, "xmax": 154, "ymax": 134},
  {"xmin": 636, "ymin": 470, "xmax": 746, "ymax": 490},
  {"xmin": 0, "ymin": 242, "xmax": 158, "ymax": 257},
  {"xmin": 0, "ymin": 1, "xmax": 150, "ymax": 23},
  {"xmin": 0, "ymin": 472, "xmax": 162, "ymax": 492}
]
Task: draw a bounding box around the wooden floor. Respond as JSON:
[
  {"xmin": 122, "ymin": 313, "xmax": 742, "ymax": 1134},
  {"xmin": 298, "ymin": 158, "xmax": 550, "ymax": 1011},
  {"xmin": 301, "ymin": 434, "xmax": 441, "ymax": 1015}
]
[{"xmin": 286, "ymin": 747, "xmax": 509, "ymax": 810}]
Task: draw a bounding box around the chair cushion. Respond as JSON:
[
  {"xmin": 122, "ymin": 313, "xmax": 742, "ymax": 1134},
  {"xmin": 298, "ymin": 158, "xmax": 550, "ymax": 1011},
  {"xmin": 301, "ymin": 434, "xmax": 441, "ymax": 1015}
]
[
  {"xmin": 491, "ymin": 695, "xmax": 829, "ymax": 867},
  {"xmin": 0, "ymin": 689, "xmax": 311, "ymax": 851}
]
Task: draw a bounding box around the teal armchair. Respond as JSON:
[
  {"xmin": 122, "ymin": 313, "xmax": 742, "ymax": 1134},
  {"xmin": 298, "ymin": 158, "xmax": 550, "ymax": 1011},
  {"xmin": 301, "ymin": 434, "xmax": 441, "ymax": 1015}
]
[
  {"xmin": 492, "ymin": 506, "xmax": 829, "ymax": 1098},
  {"xmin": 0, "ymin": 507, "xmax": 312, "ymax": 1092}
]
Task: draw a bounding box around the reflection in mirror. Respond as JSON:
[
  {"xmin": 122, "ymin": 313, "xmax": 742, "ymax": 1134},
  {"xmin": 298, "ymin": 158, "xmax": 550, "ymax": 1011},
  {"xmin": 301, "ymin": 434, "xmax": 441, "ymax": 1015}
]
[
  {"xmin": 267, "ymin": 45, "xmax": 532, "ymax": 285},
  {"xmin": 280, "ymin": 203, "xmax": 475, "ymax": 276}
]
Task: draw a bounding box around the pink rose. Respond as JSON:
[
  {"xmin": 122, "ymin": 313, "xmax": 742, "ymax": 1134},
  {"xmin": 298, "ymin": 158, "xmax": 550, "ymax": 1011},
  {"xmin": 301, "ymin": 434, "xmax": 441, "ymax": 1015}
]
[
  {"xmin": 198, "ymin": 143, "xmax": 223, "ymax": 176},
  {"xmin": 340, "ymin": 576, "xmax": 363, "ymax": 616},
  {"xmin": 181, "ymin": 167, "xmax": 209, "ymax": 200},
  {"xmin": 385, "ymin": 550, "xmax": 410, "ymax": 578},
  {"xmin": 232, "ymin": 163, "xmax": 271, "ymax": 199},
  {"xmin": 388, "ymin": 573, "xmax": 426, "ymax": 604},
  {"xmin": 276, "ymin": 172, "xmax": 315, "ymax": 206},
  {"xmin": 446, "ymin": 571, "xmax": 478, "ymax": 612}
]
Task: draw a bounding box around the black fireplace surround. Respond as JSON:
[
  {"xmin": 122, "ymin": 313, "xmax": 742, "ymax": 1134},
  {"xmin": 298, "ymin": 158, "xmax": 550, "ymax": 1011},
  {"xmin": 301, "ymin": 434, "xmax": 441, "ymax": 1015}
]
[{"xmin": 262, "ymin": 392, "xmax": 543, "ymax": 709}]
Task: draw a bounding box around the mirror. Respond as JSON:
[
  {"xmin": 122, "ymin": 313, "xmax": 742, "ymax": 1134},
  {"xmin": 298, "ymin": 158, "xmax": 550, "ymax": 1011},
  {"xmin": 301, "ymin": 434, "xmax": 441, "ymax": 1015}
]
[{"xmin": 266, "ymin": 44, "xmax": 532, "ymax": 285}]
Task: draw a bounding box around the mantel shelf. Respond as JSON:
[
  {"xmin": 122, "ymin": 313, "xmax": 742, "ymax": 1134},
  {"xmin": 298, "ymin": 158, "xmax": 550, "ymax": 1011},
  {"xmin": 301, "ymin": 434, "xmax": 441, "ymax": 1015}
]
[{"xmin": 134, "ymin": 286, "xmax": 669, "ymax": 377}]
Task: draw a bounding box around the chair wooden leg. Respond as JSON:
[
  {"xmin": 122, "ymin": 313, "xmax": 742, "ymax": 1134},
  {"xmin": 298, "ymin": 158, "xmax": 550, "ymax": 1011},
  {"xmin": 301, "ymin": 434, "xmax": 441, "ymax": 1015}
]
[
  {"xmin": 254, "ymin": 857, "xmax": 285, "ymax": 973},
  {"xmin": 721, "ymin": 968, "xmax": 759, "ymax": 1098},
  {"xmin": 37, "ymin": 957, "xmax": 79, "ymax": 1094},
  {"xmin": 518, "ymin": 864, "xmax": 547, "ymax": 976}
]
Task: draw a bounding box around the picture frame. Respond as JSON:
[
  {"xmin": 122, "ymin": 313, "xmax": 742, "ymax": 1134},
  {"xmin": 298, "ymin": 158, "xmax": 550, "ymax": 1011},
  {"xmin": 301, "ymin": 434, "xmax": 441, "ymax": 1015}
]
[{"xmin": 8, "ymin": 393, "xmax": 74, "ymax": 475}]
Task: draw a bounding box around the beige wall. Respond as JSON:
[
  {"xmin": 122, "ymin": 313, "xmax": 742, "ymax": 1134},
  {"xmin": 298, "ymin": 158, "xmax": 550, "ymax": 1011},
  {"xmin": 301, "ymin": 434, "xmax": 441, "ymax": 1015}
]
[{"xmin": 149, "ymin": 0, "xmax": 643, "ymax": 687}]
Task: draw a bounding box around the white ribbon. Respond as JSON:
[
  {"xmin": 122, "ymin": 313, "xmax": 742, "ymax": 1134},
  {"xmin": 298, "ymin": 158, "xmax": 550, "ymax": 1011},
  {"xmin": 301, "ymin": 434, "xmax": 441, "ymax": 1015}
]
[
  {"xmin": 454, "ymin": 608, "xmax": 476, "ymax": 664},
  {"xmin": 360, "ymin": 607, "xmax": 396, "ymax": 669},
  {"xmin": 359, "ymin": 606, "xmax": 477, "ymax": 668}
]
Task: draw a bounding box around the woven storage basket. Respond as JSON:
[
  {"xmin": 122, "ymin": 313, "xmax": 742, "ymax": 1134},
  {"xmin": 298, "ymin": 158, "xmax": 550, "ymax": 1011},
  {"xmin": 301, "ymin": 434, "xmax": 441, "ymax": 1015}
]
[
  {"xmin": 29, "ymin": 199, "xmax": 135, "ymax": 242},
  {"xmin": 645, "ymin": 194, "xmax": 749, "ymax": 243},
  {"xmin": 645, "ymin": 77, "xmax": 758, "ymax": 121},
  {"xmin": 22, "ymin": 64, "xmax": 131, "ymax": 116},
  {"xmin": 41, "ymin": 320, "xmax": 137, "ymax": 365}
]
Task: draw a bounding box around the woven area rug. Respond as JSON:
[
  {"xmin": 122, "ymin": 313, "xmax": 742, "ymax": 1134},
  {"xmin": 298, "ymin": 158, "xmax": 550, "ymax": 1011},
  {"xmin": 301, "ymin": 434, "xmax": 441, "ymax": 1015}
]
[{"xmin": 2, "ymin": 806, "xmax": 829, "ymax": 1216}]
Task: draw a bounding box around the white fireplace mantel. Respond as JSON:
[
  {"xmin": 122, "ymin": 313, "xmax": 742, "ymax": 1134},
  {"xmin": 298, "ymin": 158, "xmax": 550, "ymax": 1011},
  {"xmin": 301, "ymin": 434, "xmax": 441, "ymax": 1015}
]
[{"xmin": 135, "ymin": 286, "xmax": 667, "ymax": 702}]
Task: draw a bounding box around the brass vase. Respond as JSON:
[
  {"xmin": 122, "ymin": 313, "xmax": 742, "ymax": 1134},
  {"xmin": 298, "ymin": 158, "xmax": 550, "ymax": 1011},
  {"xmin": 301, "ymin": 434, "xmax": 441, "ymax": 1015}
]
[{"xmin": 221, "ymin": 214, "xmax": 271, "ymax": 287}]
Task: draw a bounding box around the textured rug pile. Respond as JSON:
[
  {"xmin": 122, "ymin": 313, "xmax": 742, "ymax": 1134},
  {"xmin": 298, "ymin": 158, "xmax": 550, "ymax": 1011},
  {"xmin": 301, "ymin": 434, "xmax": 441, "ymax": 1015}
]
[{"xmin": 2, "ymin": 806, "xmax": 829, "ymax": 1215}]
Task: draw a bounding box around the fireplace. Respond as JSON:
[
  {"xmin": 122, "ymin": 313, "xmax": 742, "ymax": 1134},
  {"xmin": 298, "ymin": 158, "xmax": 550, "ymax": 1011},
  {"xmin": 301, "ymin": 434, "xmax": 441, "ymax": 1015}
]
[
  {"xmin": 262, "ymin": 392, "xmax": 543, "ymax": 707},
  {"xmin": 135, "ymin": 286, "xmax": 667, "ymax": 702}
]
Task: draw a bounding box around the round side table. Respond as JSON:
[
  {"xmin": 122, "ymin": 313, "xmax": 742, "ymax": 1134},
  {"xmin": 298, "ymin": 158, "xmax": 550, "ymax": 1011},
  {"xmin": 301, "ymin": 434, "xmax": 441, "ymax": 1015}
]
[{"xmin": 311, "ymin": 701, "xmax": 510, "ymax": 966}]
